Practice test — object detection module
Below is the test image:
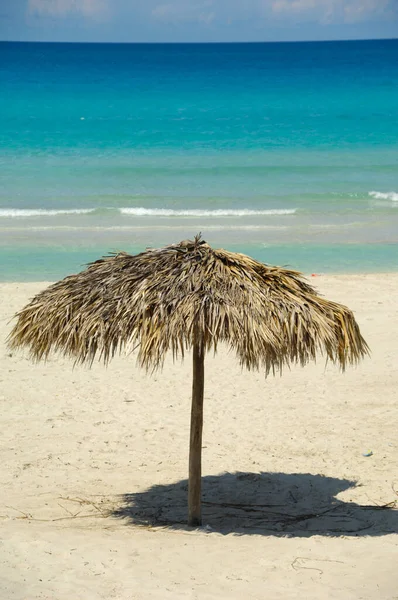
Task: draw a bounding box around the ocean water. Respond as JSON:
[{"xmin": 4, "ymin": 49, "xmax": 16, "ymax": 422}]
[{"xmin": 1, "ymin": 39, "xmax": 398, "ymax": 281}]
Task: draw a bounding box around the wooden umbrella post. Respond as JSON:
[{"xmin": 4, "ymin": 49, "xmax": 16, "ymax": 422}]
[{"xmin": 188, "ymin": 328, "xmax": 205, "ymax": 527}]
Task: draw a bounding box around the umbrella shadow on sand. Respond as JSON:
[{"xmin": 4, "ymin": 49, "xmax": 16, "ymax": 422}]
[{"xmin": 112, "ymin": 471, "xmax": 398, "ymax": 537}]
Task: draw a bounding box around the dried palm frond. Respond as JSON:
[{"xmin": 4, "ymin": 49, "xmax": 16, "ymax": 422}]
[{"xmin": 8, "ymin": 235, "xmax": 368, "ymax": 372}]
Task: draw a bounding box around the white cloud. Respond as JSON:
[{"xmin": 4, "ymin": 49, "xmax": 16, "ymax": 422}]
[
  {"xmin": 269, "ymin": 0, "xmax": 393, "ymax": 23},
  {"xmin": 342, "ymin": 0, "xmax": 392, "ymax": 23},
  {"xmin": 27, "ymin": 0, "xmax": 108, "ymax": 19},
  {"xmin": 150, "ymin": 0, "xmax": 396, "ymax": 28},
  {"xmin": 272, "ymin": 0, "xmax": 318, "ymax": 13},
  {"xmin": 152, "ymin": 1, "xmax": 215, "ymax": 24}
]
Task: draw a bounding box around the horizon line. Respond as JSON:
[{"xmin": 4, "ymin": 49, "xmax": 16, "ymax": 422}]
[{"xmin": 1, "ymin": 37, "xmax": 397, "ymax": 45}]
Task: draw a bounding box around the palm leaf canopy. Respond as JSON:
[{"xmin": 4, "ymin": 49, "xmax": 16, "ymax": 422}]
[{"xmin": 8, "ymin": 236, "xmax": 369, "ymax": 373}]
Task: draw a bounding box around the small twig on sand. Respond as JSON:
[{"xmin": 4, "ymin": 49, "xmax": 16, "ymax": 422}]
[
  {"xmin": 57, "ymin": 502, "xmax": 81, "ymax": 517},
  {"xmin": 5, "ymin": 497, "xmax": 113, "ymax": 523},
  {"xmin": 5, "ymin": 506, "xmax": 32, "ymax": 519},
  {"xmin": 291, "ymin": 557, "xmax": 345, "ymax": 575},
  {"xmin": 58, "ymin": 496, "xmax": 111, "ymax": 517}
]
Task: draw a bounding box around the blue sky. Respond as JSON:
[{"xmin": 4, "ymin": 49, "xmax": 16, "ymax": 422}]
[{"xmin": 1, "ymin": 0, "xmax": 397, "ymax": 43}]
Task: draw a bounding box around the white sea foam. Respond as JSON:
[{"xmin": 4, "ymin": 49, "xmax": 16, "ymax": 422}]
[
  {"xmin": 0, "ymin": 208, "xmax": 95, "ymax": 217},
  {"xmin": 119, "ymin": 208, "xmax": 296, "ymax": 217},
  {"xmin": 0, "ymin": 207, "xmax": 296, "ymax": 219},
  {"xmin": 369, "ymin": 191, "xmax": 398, "ymax": 202}
]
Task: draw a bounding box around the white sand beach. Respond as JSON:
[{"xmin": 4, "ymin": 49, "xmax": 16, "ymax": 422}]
[{"xmin": 1, "ymin": 274, "xmax": 397, "ymax": 599}]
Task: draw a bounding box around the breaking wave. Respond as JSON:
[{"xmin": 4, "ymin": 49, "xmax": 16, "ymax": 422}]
[
  {"xmin": 119, "ymin": 208, "xmax": 296, "ymax": 217},
  {"xmin": 0, "ymin": 207, "xmax": 297, "ymax": 218},
  {"xmin": 369, "ymin": 191, "xmax": 398, "ymax": 202},
  {"xmin": 0, "ymin": 208, "xmax": 96, "ymax": 217}
]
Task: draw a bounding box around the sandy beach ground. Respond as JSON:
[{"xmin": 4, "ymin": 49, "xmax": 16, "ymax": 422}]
[{"xmin": 1, "ymin": 274, "xmax": 397, "ymax": 600}]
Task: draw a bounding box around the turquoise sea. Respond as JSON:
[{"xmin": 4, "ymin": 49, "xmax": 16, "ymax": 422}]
[{"xmin": 1, "ymin": 39, "xmax": 397, "ymax": 281}]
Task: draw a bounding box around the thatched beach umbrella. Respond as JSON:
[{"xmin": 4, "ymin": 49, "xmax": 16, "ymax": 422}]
[{"xmin": 8, "ymin": 235, "xmax": 369, "ymax": 526}]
